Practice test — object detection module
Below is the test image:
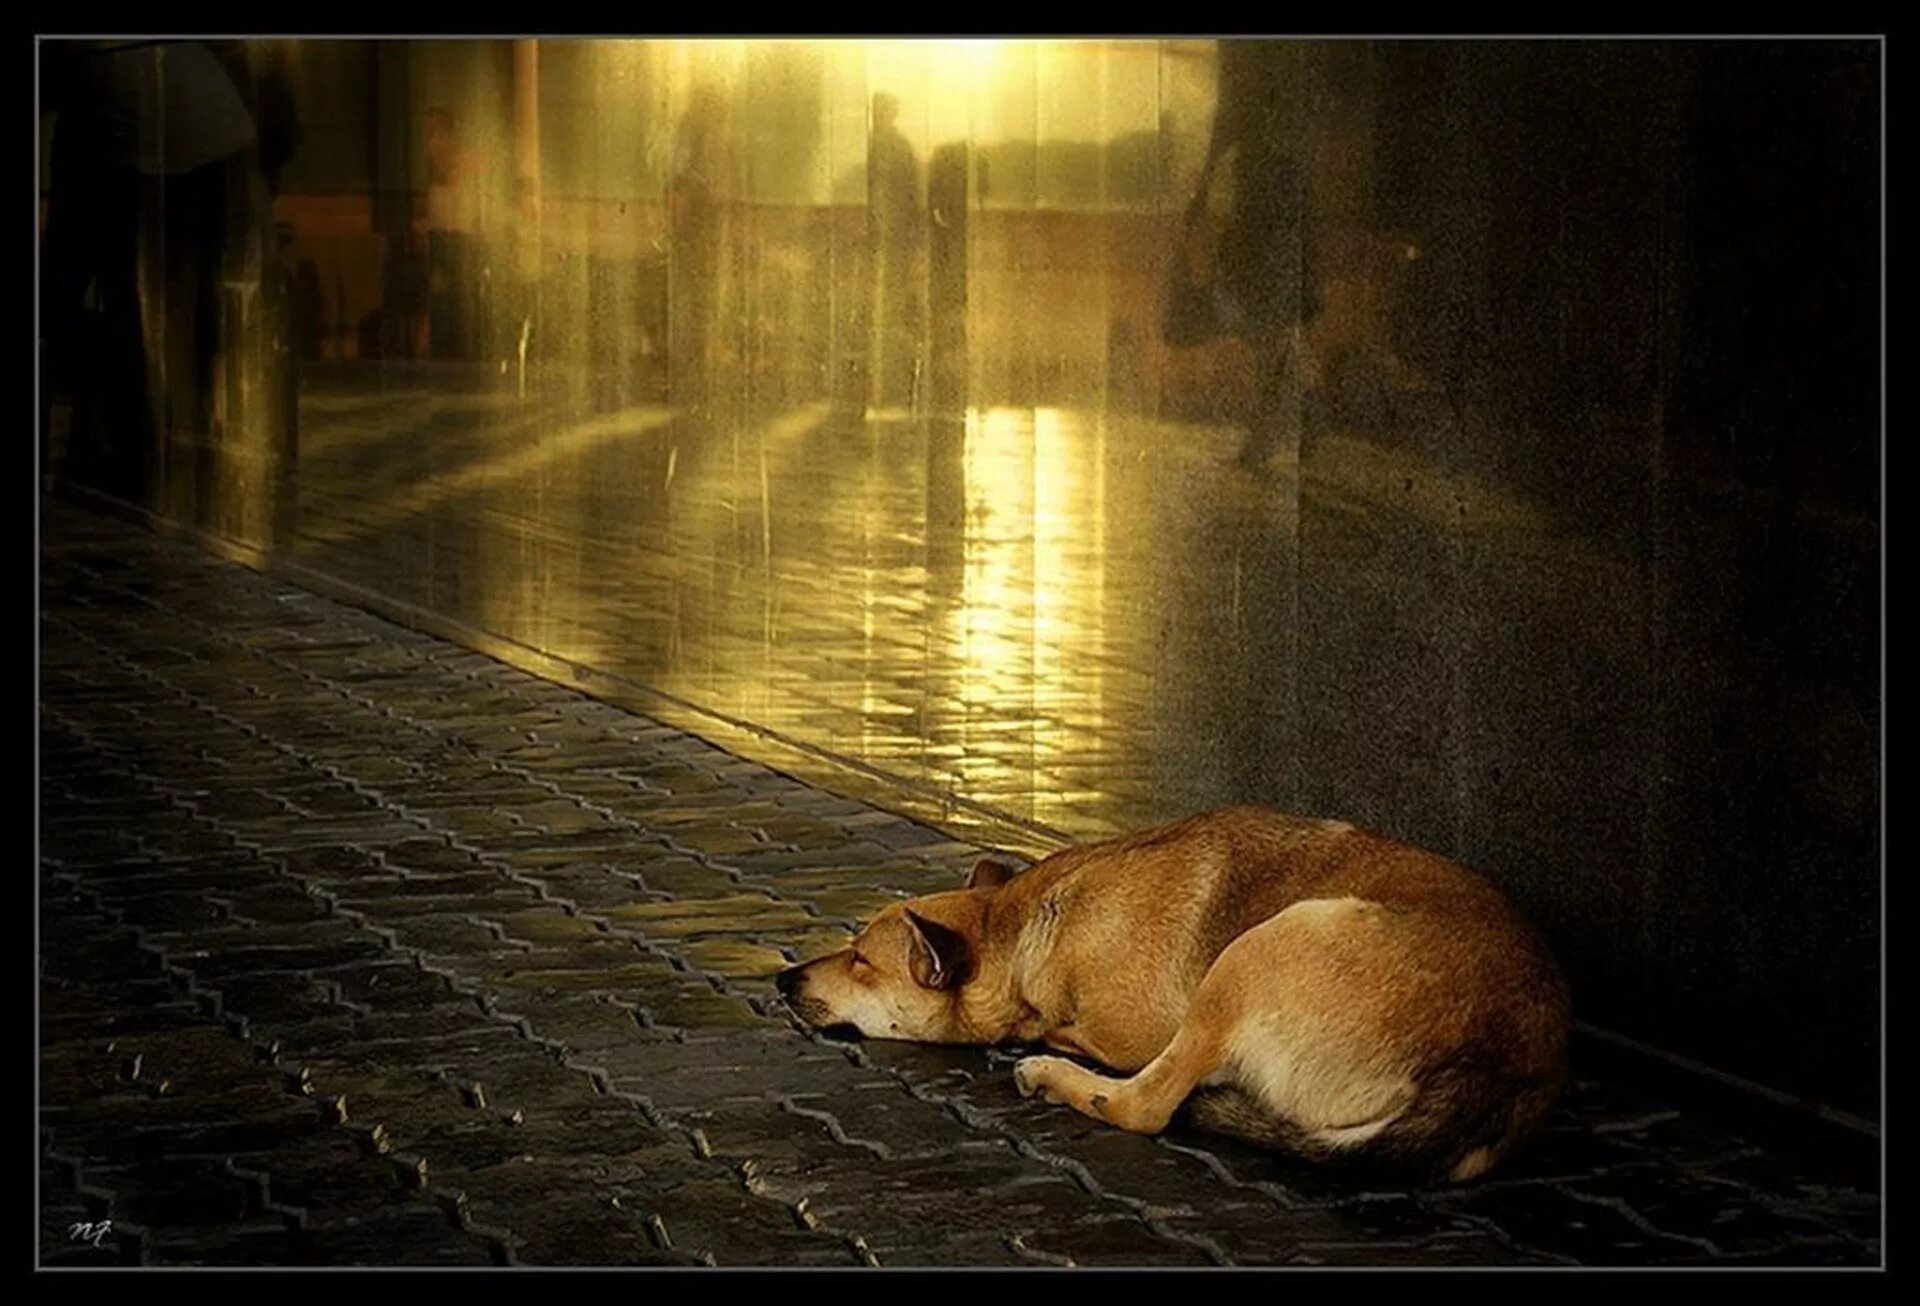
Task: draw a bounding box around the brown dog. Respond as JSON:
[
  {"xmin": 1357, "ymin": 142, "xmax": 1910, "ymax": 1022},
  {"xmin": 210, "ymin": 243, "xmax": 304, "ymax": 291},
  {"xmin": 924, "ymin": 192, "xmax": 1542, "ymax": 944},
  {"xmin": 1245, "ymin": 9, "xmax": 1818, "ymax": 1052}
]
[{"xmin": 778, "ymin": 806, "xmax": 1569, "ymax": 1182}]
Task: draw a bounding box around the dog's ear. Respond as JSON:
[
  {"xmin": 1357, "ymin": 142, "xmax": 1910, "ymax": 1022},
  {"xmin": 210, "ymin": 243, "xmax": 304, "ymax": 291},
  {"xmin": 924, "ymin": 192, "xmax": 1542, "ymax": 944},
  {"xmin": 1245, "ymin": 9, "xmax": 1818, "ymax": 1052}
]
[
  {"xmin": 904, "ymin": 910, "xmax": 973, "ymax": 990},
  {"xmin": 965, "ymin": 857, "xmax": 1021, "ymax": 891}
]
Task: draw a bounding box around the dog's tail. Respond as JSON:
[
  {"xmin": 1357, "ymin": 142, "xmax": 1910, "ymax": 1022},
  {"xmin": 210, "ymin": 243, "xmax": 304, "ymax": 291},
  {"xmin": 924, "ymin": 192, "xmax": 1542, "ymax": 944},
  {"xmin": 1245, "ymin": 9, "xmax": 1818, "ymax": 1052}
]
[
  {"xmin": 1182, "ymin": 1048, "xmax": 1565, "ymax": 1183},
  {"xmin": 1368, "ymin": 1045, "xmax": 1566, "ymax": 1182},
  {"xmin": 1180, "ymin": 1086, "xmax": 1334, "ymax": 1156}
]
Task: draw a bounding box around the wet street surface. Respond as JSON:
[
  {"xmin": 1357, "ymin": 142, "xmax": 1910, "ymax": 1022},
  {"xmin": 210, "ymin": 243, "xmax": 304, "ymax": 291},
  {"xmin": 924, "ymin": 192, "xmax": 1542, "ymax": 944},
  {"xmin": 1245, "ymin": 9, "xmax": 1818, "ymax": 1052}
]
[
  {"xmin": 37, "ymin": 498, "xmax": 1880, "ymax": 1267},
  {"xmin": 289, "ymin": 372, "xmax": 1579, "ymax": 847}
]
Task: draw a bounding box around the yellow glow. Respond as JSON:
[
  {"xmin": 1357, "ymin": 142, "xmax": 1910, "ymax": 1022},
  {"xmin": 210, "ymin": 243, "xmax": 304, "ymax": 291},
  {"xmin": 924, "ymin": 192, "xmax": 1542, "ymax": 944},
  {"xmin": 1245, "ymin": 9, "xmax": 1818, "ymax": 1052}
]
[
  {"xmin": 298, "ymin": 404, "xmax": 677, "ymax": 555},
  {"xmin": 926, "ymin": 39, "xmax": 1002, "ymax": 143},
  {"xmin": 959, "ymin": 406, "xmax": 1035, "ymax": 720},
  {"xmin": 926, "ymin": 39, "xmax": 1006, "ymax": 80},
  {"xmin": 1032, "ymin": 406, "xmax": 1076, "ymax": 646},
  {"xmin": 937, "ymin": 403, "xmax": 1116, "ymax": 821}
]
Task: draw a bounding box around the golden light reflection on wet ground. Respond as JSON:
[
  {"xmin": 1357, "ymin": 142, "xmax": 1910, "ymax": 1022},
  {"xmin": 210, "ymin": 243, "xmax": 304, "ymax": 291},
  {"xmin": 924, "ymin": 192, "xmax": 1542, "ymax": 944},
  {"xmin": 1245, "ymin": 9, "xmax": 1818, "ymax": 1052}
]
[{"xmin": 287, "ymin": 367, "xmax": 1646, "ymax": 847}]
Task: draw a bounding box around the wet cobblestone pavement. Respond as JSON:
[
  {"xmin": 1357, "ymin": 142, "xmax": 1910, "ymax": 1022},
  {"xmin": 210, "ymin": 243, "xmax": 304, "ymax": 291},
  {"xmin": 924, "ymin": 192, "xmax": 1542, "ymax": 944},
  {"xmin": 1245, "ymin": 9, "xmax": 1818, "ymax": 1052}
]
[{"xmin": 38, "ymin": 499, "xmax": 1881, "ymax": 1268}]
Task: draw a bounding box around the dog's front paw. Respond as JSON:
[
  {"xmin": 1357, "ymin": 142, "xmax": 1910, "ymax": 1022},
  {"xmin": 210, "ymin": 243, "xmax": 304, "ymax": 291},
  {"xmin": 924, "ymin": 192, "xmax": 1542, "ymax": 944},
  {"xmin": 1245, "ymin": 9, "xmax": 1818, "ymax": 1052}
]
[{"xmin": 1014, "ymin": 1055, "xmax": 1063, "ymax": 1099}]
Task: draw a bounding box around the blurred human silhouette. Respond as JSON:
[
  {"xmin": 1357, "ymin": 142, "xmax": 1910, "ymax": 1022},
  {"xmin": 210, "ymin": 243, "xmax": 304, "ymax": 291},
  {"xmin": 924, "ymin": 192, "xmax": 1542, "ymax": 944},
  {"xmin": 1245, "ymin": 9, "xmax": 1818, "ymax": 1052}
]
[
  {"xmin": 668, "ymin": 85, "xmax": 731, "ymax": 410},
  {"xmin": 424, "ymin": 106, "xmax": 491, "ymax": 361},
  {"xmin": 867, "ymin": 92, "xmax": 924, "ymax": 410},
  {"xmin": 41, "ymin": 40, "xmax": 274, "ymax": 502},
  {"xmin": 1169, "ymin": 41, "xmax": 1321, "ymax": 470},
  {"xmin": 926, "ymin": 141, "xmax": 970, "ymax": 412},
  {"xmin": 211, "ymin": 39, "xmax": 304, "ymax": 542}
]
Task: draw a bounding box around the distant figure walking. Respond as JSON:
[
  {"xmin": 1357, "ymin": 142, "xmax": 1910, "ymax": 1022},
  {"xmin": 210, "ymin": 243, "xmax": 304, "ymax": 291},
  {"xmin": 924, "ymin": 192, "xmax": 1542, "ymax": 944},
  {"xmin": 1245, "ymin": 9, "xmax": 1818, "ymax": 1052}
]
[
  {"xmin": 866, "ymin": 92, "xmax": 923, "ymax": 410},
  {"xmin": 41, "ymin": 39, "xmax": 267, "ymax": 498},
  {"xmin": 668, "ymin": 85, "xmax": 731, "ymax": 409},
  {"xmin": 1167, "ymin": 41, "xmax": 1321, "ymax": 469}
]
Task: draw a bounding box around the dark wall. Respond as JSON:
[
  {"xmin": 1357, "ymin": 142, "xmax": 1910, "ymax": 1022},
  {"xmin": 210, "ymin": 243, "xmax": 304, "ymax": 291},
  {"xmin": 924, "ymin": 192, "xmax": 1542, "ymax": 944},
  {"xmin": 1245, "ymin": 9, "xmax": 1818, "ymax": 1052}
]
[{"xmin": 1357, "ymin": 40, "xmax": 1879, "ymax": 1114}]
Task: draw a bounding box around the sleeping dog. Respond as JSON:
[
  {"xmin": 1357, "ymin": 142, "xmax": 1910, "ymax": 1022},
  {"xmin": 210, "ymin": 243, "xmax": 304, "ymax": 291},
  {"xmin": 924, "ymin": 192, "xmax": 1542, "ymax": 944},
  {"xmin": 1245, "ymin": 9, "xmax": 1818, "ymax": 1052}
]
[{"xmin": 777, "ymin": 805, "xmax": 1569, "ymax": 1182}]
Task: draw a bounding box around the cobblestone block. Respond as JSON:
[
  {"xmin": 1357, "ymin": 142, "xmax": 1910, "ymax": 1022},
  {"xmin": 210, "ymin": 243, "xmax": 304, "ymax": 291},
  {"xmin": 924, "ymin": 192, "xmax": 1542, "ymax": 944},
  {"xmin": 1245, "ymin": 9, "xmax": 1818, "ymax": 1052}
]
[
  {"xmin": 350, "ymin": 1011, "xmax": 525, "ymax": 1052},
  {"xmin": 610, "ymin": 1044, "xmax": 877, "ymax": 1109},
  {"xmin": 285, "ymin": 1065, "xmax": 478, "ymax": 1131},
  {"xmin": 383, "ymin": 780, "xmax": 560, "ymax": 810},
  {"xmin": 64, "ymin": 1108, "xmax": 328, "ymax": 1168},
  {"xmin": 41, "ymin": 1000, "xmax": 209, "ymax": 1048},
  {"xmin": 372, "ymin": 838, "xmax": 493, "ymax": 874},
  {"xmin": 334, "ymin": 871, "xmax": 525, "ymax": 900},
  {"xmin": 644, "ymin": 1176, "xmax": 863, "ymax": 1266},
  {"xmin": 504, "ymin": 799, "xmax": 623, "ymax": 834},
  {"xmin": 1560, "ymin": 1164, "xmax": 1857, "ymax": 1257},
  {"xmin": 772, "ymin": 885, "xmax": 908, "ymax": 923},
  {"xmin": 338, "ymin": 891, "xmax": 547, "ymax": 922},
  {"xmin": 621, "ymin": 858, "xmax": 744, "ymax": 898},
  {"xmin": 1591, "ymin": 1109, "xmax": 1769, "ymax": 1170},
  {"xmin": 428, "ymin": 1052, "xmax": 610, "ymax": 1120},
  {"xmin": 744, "ymin": 858, "xmax": 962, "ymax": 892},
  {"xmin": 1002, "ymin": 1211, "xmax": 1222, "ymax": 1267},
  {"xmin": 1429, "ymin": 1180, "xmax": 1721, "ymax": 1264},
  {"xmin": 187, "ymin": 938, "xmax": 390, "ymax": 980},
  {"xmin": 1283, "ymin": 1231, "xmax": 1567, "ymax": 1266},
  {"xmin": 226, "ymin": 885, "xmax": 337, "ymax": 926},
  {"xmin": 379, "ymin": 917, "xmax": 515, "ymax": 956},
  {"xmin": 274, "ymin": 846, "xmax": 393, "ymax": 884},
  {"xmin": 504, "ymin": 865, "xmax": 652, "ymax": 910},
  {"xmin": 479, "ymin": 1189, "xmax": 691, "ymax": 1265},
  {"xmin": 280, "ymin": 785, "xmax": 388, "ymax": 818},
  {"xmin": 321, "ymin": 960, "xmax": 456, "ymax": 1006},
  {"xmin": 1690, "ymin": 1152, "xmax": 1883, "ymax": 1245},
  {"xmin": 489, "ymin": 942, "xmax": 672, "ymax": 980},
  {"xmin": 624, "ymin": 984, "xmax": 766, "ymax": 1031},
  {"xmin": 99, "ymin": 891, "xmax": 235, "ymax": 933},
  {"xmin": 485, "ymin": 991, "xmax": 655, "ymax": 1054},
  {"xmin": 245, "ymin": 818, "xmax": 438, "ymax": 851},
  {"xmin": 604, "ymin": 896, "xmax": 820, "ymax": 939},
  {"xmin": 486, "ymin": 907, "xmax": 611, "ymax": 946},
  {"xmin": 82, "ymin": 1157, "xmax": 265, "ymax": 1229},
  {"xmin": 463, "ymin": 830, "xmax": 647, "ymax": 858},
  {"xmin": 85, "ymin": 863, "xmax": 275, "ymax": 898},
  {"xmin": 293, "ymin": 1203, "xmax": 503, "ymax": 1266},
  {"xmin": 679, "ymin": 939, "xmax": 791, "ymax": 978}
]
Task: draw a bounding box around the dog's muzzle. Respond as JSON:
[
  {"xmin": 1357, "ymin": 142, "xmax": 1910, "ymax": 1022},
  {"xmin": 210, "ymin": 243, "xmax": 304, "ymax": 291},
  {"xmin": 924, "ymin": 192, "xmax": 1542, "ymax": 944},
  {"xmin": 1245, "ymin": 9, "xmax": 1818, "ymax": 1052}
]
[{"xmin": 774, "ymin": 964, "xmax": 858, "ymax": 1039}]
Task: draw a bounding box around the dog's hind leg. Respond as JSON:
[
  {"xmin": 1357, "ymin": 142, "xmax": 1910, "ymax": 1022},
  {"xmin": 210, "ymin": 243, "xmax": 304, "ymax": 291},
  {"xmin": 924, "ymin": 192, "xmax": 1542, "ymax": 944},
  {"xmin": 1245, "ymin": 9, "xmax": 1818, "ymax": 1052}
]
[
  {"xmin": 1012, "ymin": 897, "xmax": 1419, "ymax": 1143},
  {"xmin": 1014, "ymin": 1013, "xmax": 1229, "ymax": 1135},
  {"xmin": 1012, "ymin": 944, "xmax": 1256, "ymax": 1135}
]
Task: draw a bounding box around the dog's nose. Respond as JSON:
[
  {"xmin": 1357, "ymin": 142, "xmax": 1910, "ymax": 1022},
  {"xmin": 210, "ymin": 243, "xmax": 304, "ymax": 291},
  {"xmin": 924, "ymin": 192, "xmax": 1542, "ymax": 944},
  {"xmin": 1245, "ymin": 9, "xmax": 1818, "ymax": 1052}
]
[{"xmin": 774, "ymin": 964, "xmax": 804, "ymax": 998}]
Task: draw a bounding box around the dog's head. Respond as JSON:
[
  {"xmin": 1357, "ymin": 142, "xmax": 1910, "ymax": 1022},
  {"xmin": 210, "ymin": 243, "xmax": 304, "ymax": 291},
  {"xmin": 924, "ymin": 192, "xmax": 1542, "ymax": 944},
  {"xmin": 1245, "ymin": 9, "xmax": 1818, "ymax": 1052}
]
[{"xmin": 776, "ymin": 857, "xmax": 1023, "ymax": 1044}]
